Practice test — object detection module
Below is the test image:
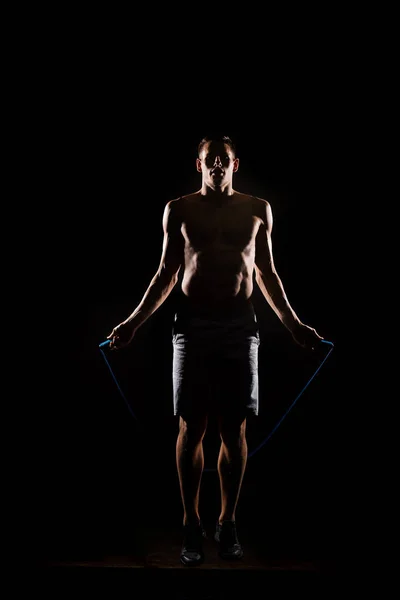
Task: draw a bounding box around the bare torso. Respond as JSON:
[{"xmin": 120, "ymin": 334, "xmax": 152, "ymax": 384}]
[{"xmin": 174, "ymin": 191, "xmax": 265, "ymax": 315}]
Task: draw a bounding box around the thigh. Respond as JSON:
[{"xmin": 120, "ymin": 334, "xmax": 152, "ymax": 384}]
[
  {"xmin": 172, "ymin": 334, "xmax": 212, "ymax": 419},
  {"xmin": 213, "ymin": 337, "xmax": 260, "ymax": 417}
]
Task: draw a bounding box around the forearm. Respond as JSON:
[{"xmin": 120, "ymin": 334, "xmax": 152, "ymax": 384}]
[
  {"xmin": 256, "ymin": 271, "xmax": 301, "ymax": 331},
  {"xmin": 123, "ymin": 271, "xmax": 178, "ymax": 330}
]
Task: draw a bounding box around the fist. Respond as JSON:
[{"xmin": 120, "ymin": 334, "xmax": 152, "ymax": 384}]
[{"xmin": 107, "ymin": 321, "xmax": 136, "ymax": 350}]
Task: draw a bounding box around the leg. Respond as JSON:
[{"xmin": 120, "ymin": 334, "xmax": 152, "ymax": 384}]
[
  {"xmin": 213, "ymin": 411, "xmax": 247, "ymax": 559},
  {"xmin": 214, "ymin": 329, "xmax": 259, "ymax": 528},
  {"xmin": 176, "ymin": 413, "xmax": 208, "ymax": 526},
  {"xmin": 176, "ymin": 413, "xmax": 208, "ymax": 566},
  {"xmin": 217, "ymin": 412, "xmax": 248, "ymax": 524}
]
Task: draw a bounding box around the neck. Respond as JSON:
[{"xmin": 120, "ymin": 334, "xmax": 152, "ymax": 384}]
[{"xmin": 201, "ymin": 181, "xmax": 234, "ymax": 198}]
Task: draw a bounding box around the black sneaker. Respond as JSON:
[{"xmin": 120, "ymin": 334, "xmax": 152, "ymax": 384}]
[
  {"xmin": 215, "ymin": 520, "xmax": 243, "ymax": 559},
  {"xmin": 180, "ymin": 522, "xmax": 206, "ymax": 566}
]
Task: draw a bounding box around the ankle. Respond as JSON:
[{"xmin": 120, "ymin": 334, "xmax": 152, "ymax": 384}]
[
  {"xmin": 183, "ymin": 517, "xmax": 201, "ymax": 527},
  {"xmin": 218, "ymin": 517, "xmax": 235, "ymax": 525}
]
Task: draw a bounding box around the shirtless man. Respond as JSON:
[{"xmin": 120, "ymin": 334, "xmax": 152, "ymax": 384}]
[{"xmin": 107, "ymin": 135, "xmax": 323, "ymax": 566}]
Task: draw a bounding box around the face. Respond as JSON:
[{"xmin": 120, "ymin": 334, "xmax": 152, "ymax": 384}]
[{"xmin": 196, "ymin": 141, "xmax": 239, "ymax": 189}]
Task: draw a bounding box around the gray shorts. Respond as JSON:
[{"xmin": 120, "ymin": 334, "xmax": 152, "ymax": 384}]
[{"xmin": 172, "ymin": 304, "xmax": 260, "ymax": 419}]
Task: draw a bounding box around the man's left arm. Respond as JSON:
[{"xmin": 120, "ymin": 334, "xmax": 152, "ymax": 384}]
[{"xmin": 254, "ymin": 199, "xmax": 323, "ymax": 349}]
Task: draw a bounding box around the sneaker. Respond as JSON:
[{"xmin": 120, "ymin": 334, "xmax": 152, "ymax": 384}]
[
  {"xmin": 180, "ymin": 521, "xmax": 206, "ymax": 566},
  {"xmin": 215, "ymin": 520, "xmax": 243, "ymax": 559}
]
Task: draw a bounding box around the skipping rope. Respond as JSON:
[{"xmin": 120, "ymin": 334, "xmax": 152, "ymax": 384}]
[{"xmin": 99, "ymin": 338, "xmax": 334, "ymax": 471}]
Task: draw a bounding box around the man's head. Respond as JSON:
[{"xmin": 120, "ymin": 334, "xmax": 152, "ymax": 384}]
[{"xmin": 196, "ymin": 135, "xmax": 239, "ymax": 191}]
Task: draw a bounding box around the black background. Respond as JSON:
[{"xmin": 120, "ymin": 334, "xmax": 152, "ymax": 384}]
[{"xmin": 29, "ymin": 94, "xmax": 346, "ymax": 564}]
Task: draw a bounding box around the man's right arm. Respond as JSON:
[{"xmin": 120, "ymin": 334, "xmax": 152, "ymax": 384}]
[{"xmin": 108, "ymin": 200, "xmax": 184, "ymax": 348}]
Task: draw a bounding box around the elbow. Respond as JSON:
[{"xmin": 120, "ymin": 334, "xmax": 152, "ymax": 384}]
[
  {"xmin": 255, "ymin": 266, "xmax": 274, "ymax": 286},
  {"xmin": 171, "ymin": 272, "xmax": 179, "ymax": 287},
  {"xmin": 254, "ymin": 264, "xmax": 265, "ymax": 284},
  {"xmin": 158, "ymin": 265, "xmax": 180, "ymax": 287},
  {"xmin": 168, "ymin": 264, "xmax": 181, "ymax": 285}
]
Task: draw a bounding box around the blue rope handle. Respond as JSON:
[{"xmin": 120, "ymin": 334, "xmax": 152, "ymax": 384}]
[{"xmin": 99, "ymin": 338, "xmax": 334, "ymax": 464}]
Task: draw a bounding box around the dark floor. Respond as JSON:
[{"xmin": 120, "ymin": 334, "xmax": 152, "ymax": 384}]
[
  {"xmin": 34, "ymin": 517, "xmax": 338, "ymax": 598},
  {"xmin": 32, "ymin": 337, "xmax": 342, "ymax": 596},
  {"xmin": 33, "ymin": 438, "xmax": 340, "ymax": 597}
]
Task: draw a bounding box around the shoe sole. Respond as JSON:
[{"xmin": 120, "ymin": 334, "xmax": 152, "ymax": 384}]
[{"xmin": 180, "ymin": 555, "xmax": 204, "ymax": 567}]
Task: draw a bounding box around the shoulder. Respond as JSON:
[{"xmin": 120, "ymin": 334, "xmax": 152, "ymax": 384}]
[
  {"xmin": 165, "ymin": 193, "xmax": 199, "ymax": 211},
  {"xmin": 164, "ymin": 192, "xmax": 201, "ymax": 219},
  {"xmin": 243, "ymin": 195, "xmax": 273, "ymax": 232},
  {"xmin": 250, "ymin": 195, "xmax": 271, "ymax": 211},
  {"xmin": 164, "ymin": 196, "xmax": 184, "ymax": 216},
  {"xmin": 251, "ymin": 196, "xmax": 272, "ymax": 221},
  {"xmin": 162, "ymin": 198, "xmax": 181, "ymax": 230},
  {"xmin": 233, "ymin": 193, "xmax": 272, "ymax": 223},
  {"xmin": 163, "ymin": 193, "xmax": 198, "ymax": 230},
  {"xmin": 233, "ymin": 192, "xmax": 271, "ymax": 211}
]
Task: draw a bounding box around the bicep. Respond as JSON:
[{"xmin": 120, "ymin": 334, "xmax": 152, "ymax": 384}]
[
  {"xmin": 254, "ymin": 201, "xmax": 275, "ymax": 278},
  {"xmin": 157, "ymin": 201, "xmax": 184, "ymax": 279}
]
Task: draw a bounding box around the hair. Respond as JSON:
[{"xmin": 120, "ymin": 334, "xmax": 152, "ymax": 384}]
[{"xmin": 198, "ymin": 135, "xmax": 237, "ymax": 158}]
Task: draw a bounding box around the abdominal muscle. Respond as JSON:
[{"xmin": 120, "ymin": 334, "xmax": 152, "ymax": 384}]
[{"xmin": 180, "ymin": 248, "xmax": 255, "ymax": 315}]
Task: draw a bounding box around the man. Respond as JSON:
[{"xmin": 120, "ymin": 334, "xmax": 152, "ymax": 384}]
[{"xmin": 107, "ymin": 135, "xmax": 323, "ymax": 566}]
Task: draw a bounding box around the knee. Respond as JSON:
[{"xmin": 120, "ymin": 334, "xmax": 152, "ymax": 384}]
[
  {"xmin": 219, "ymin": 418, "xmax": 246, "ymax": 447},
  {"xmin": 178, "ymin": 415, "xmax": 207, "ymax": 447}
]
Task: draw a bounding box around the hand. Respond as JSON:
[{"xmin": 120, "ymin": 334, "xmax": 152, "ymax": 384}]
[
  {"xmin": 291, "ymin": 322, "xmax": 324, "ymax": 351},
  {"xmin": 107, "ymin": 321, "xmax": 136, "ymax": 350}
]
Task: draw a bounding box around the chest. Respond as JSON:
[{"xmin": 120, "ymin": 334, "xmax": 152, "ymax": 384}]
[{"xmin": 181, "ymin": 204, "xmax": 261, "ymax": 249}]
